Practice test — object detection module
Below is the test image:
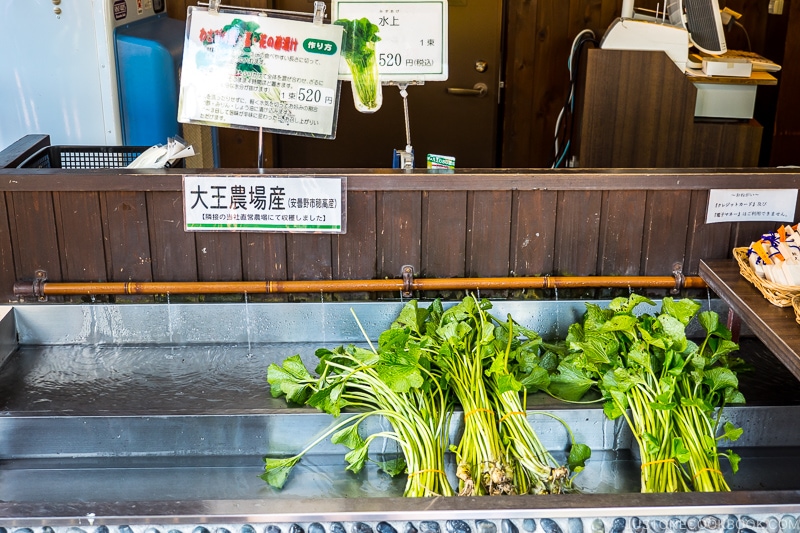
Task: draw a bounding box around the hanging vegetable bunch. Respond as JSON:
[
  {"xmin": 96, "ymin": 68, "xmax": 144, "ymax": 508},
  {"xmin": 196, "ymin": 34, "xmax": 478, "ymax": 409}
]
[{"xmin": 334, "ymin": 17, "xmax": 383, "ymax": 112}]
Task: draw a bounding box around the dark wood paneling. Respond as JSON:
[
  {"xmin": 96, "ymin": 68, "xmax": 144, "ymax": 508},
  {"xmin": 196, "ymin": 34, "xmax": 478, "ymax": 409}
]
[
  {"xmin": 147, "ymin": 191, "xmax": 199, "ymax": 282},
  {"xmin": 0, "ymin": 195, "xmax": 16, "ymax": 300},
  {"xmin": 501, "ymin": 0, "xmax": 538, "ymax": 168},
  {"xmin": 682, "ymin": 121, "xmax": 763, "ymax": 168},
  {"xmin": 684, "ymin": 190, "xmax": 733, "ymax": 276},
  {"xmin": 287, "ymin": 234, "xmax": 333, "ymax": 281},
  {"xmin": 640, "ymin": 191, "xmax": 692, "ymax": 276},
  {"xmin": 53, "ymin": 192, "xmax": 106, "ymax": 282},
  {"xmin": 466, "ymin": 191, "xmax": 512, "ymax": 278},
  {"xmin": 553, "ymin": 191, "xmax": 603, "ymax": 276},
  {"xmin": 101, "ymin": 192, "xmax": 154, "ymax": 282},
  {"xmin": 376, "ymin": 191, "xmax": 422, "ymax": 279},
  {"xmin": 334, "ymin": 191, "xmax": 376, "ymax": 280},
  {"xmin": 243, "ymin": 234, "xmax": 287, "ymax": 280},
  {"xmin": 510, "ymin": 190, "xmax": 558, "ymax": 276},
  {"xmin": 771, "ymin": 0, "xmax": 800, "ymax": 166},
  {"xmin": 7, "ymin": 192, "xmax": 62, "ymax": 283},
  {"xmin": 578, "ymin": 50, "xmax": 697, "ymax": 168},
  {"xmin": 195, "ymin": 232, "xmax": 244, "ymax": 281},
  {"xmin": 421, "ymin": 191, "xmax": 468, "ymax": 278},
  {"xmin": 4, "ymin": 169, "xmax": 800, "ymax": 302},
  {"xmin": 597, "ymin": 191, "xmax": 647, "ymax": 276}
]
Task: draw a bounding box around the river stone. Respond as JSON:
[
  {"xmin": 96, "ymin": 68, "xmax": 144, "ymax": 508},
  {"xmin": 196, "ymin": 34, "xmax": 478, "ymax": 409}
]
[
  {"xmin": 353, "ymin": 523, "xmax": 374, "ymax": 533},
  {"xmin": 568, "ymin": 518, "xmax": 583, "ymax": 533},
  {"xmin": 192, "ymin": 527, "xmax": 210, "ymax": 533},
  {"xmin": 523, "ymin": 521, "xmax": 536, "ymax": 533},
  {"xmin": 701, "ymin": 517, "xmax": 722, "ymax": 531},
  {"xmin": 685, "ymin": 517, "xmax": 700, "ymax": 532},
  {"xmin": 668, "ymin": 518, "xmax": 686, "ymax": 533},
  {"xmin": 290, "ymin": 525, "xmax": 305, "ymax": 533},
  {"xmin": 591, "ymin": 520, "xmax": 604, "ymax": 533},
  {"xmin": 649, "ymin": 521, "xmax": 666, "ymax": 533},
  {"xmin": 241, "ymin": 526, "xmax": 256, "ymax": 533},
  {"xmin": 267, "ymin": 526, "xmax": 282, "ymax": 533},
  {"xmin": 309, "ymin": 524, "xmax": 326, "ymax": 533},
  {"xmin": 97, "ymin": 528, "xmax": 111, "ymax": 533},
  {"xmin": 723, "ymin": 515, "xmax": 739, "ymax": 533},
  {"xmin": 767, "ymin": 517, "xmax": 781, "ymax": 533},
  {"xmin": 476, "ymin": 521, "xmax": 497, "ymax": 533},
  {"xmin": 541, "ymin": 519, "xmax": 563, "ymax": 533},
  {"xmin": 446, "ymin": 521, "xmax": 471, "ymax": 533},
  {"xmin": 503, "ymin": 520, "xmax": 520, "ymax": 533},
  {"xmin": 610, "ymin": 519, "xmax": 625, "ymax": 533},
  {"xmin": 421, "ymin": 523, "xmax": 441, "ymax": 533},
  {"xmin": 378, "ymin": 523, "xmax": 398, "ymax": 533},
  {"xmin": 781, "ymin": 516, "xmax": 800, "ymax": 533},
  {"xmin": 406, "ymin": 523, "xmax": 419, "ymax": 533},
  {"xmin": 632, "ymin": 517, "xmax": 647, "ymax": 533},
  {"xmin": 331, "ymin": 524, "xmax": 346, "ymax": 533}
]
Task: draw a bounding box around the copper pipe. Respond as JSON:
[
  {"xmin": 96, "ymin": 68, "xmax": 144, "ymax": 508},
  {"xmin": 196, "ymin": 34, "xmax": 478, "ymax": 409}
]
[{"xmin": 14, "ymin": 275, "xmax": 707, "ymax": 298}]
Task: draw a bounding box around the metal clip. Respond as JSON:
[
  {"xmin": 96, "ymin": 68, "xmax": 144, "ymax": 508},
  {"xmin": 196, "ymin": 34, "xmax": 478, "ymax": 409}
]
[
  {"xmin": 401, "ymin": 265, "xmax": 414, "ymax": 297},
  {"xmin": 671, "ymin": 262, "xmax": 685, "ymax": 295},
  {"xmin": 313, "ymin": 1, "xmax": 326, "ymax": 25},
  {"xmin": 208, "ymin": 0, "xmax": 221, "ymax": 14}
]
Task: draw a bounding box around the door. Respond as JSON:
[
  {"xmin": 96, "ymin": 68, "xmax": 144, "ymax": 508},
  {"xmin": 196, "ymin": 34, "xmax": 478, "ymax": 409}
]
[{"xmin": 271, "ymin": 0, "xmax": 503, "ymax": 169}]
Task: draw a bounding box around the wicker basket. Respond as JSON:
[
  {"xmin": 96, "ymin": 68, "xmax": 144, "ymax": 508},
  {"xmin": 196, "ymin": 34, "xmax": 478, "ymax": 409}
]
[
  {"xmin": 733, "ymin": 247, "xmax": 800, "ymax": 307},
  {"xmin": 793, "ymin": 295, "xmax": 800, "ymax": 325}
]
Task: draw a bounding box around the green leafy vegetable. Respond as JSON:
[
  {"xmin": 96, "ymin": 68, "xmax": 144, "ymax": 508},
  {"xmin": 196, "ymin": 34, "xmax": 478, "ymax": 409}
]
[
  {"xmin": 335, "ymin": 17, "xmax": 382, "ymax": 111},
  {"xmin": 263, "ymin": 296, "xmax": 587, "ymax": 497},
  {"xmin": 543, "ymin": 294, "xmax": 744, "ymax": 493}
]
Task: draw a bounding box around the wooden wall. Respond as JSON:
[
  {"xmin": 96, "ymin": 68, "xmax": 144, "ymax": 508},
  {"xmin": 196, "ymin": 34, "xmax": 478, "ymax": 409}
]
[
  {"xmin": 166, "ymin": 0, "xmax": 796, "ymax": 169},
  {"xmin": 1, "ymin": 164, "xmax": 798, "ymax": 303}
]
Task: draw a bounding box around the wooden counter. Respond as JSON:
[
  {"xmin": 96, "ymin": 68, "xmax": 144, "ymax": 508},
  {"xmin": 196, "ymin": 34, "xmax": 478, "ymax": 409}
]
[{"xmin": 700, "ymin": 258, "xmax": 800, "ymax": 381}]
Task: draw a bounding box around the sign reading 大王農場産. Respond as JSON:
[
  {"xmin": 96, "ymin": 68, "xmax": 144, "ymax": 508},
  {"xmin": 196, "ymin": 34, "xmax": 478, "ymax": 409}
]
[
  {"xmin": 178, "ymin": 7, "xmax": 343, "ymax": 139},
  {"xmin": 706, "ymin": 189, "xmax": 798, "ymax": 223},
  {"xmin": 183, "ymin": 175, "xmax": 347, "ymax": 234}
]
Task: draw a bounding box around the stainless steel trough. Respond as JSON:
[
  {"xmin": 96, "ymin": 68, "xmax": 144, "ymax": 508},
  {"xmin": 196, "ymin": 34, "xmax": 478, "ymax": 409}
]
[{"xmin": 1, "ymin": 300, "xmax": 800, "ymax": 533}]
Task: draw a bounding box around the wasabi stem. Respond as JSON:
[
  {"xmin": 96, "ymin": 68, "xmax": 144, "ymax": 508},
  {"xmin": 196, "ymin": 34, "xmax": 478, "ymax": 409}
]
[{"xmin": 335, "ymin": 17, "xmax": 382, "ymax": 111}]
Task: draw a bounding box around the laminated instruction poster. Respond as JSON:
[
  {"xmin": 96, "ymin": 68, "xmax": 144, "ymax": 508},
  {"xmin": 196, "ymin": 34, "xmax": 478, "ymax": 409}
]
[{"xmin": 178, "ymin": 7, "xmax": 344, "ymax": 138}]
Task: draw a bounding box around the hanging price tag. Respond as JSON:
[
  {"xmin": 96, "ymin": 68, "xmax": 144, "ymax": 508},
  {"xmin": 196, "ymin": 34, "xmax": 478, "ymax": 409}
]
[
  {"xmin": 178, "ymin": 7, "xmax": 343, "ymax": 139},
  {"xmin": 333, "ymin": 0, "xmax": 448, "ymax": 83}
]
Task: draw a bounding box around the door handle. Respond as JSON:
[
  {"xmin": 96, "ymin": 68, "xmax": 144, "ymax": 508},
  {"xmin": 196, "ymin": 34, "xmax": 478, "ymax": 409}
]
[{"xmin": 446, "ymin": 83, "xmax": 488, "ymax": 97}]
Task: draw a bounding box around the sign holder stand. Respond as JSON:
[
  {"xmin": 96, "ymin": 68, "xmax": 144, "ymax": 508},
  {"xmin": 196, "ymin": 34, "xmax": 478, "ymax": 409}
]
[{"xmin": 389, "ymin": 81, "xmax": 424, "ymax": 169}]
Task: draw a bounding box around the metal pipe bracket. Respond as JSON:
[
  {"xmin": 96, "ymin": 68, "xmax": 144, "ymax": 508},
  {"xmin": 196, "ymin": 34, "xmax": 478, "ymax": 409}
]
[{"xmin": 401, "ymin": 265, "xmax": 414, "ymax": 297}]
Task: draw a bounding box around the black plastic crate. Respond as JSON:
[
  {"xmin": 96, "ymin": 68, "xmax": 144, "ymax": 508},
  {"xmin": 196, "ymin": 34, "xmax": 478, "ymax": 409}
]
[{"xmin": 19, "ymin": 145, "xmax": 150, "ymax": 169}]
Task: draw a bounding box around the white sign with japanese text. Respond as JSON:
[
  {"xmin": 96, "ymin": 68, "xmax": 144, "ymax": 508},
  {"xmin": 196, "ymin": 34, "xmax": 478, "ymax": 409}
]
[
  {"xmin": 178, "ymin": 7, "xmax": 344, "ymax": 138},
  {"xmin": 706, "ymin": 189, "xmax": 798, "ymax": 223},
  {"xmin": 183, "ymin": 175, "xmax": 347, "ymax": 233},
  {"xmin": 333, "ymin": 0, "xmax": 448, "ymax": 82}
]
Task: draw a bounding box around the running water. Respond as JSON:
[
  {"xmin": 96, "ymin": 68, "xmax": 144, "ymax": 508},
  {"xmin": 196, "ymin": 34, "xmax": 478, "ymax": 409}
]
[
  {"xmin": 244, "ymin": 292, "xmax": 252, "ymax": 356},
  {"xmin": 166, "ymin": 293, "xmax": 176, "ymax": 351},
  {"xmin": 553, "ymin": 286, "xmax": 561, "ymax": 339}
]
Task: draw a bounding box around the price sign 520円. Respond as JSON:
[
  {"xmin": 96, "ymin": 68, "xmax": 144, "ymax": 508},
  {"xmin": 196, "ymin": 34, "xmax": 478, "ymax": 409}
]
[{"xmin": 333, "ymin": 0, "xmax": 448, "ymax": 83}]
